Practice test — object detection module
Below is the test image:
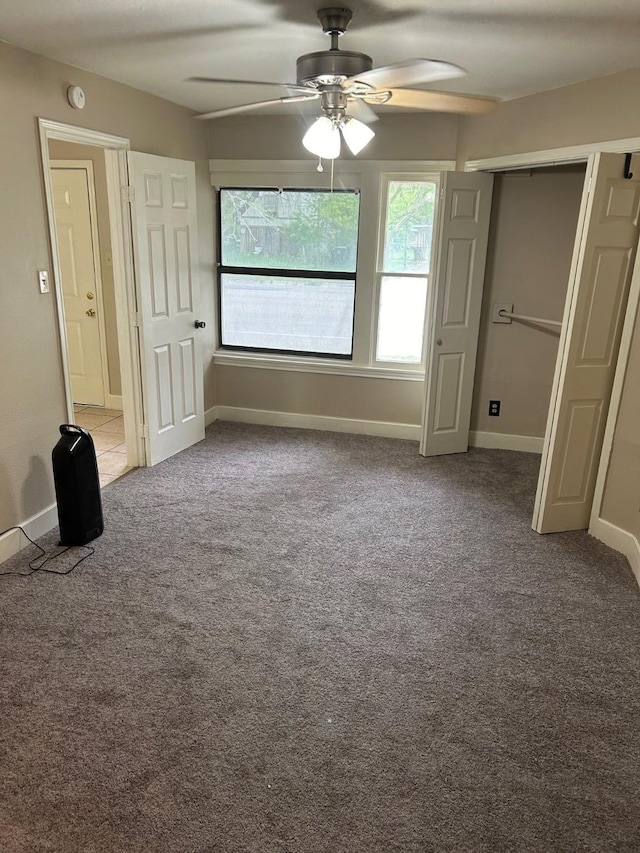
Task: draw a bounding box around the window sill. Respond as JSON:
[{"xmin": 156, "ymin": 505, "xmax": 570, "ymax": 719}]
[{"xmin": 212, "ymin": 350, "xmax": 425, "ymax": 381}]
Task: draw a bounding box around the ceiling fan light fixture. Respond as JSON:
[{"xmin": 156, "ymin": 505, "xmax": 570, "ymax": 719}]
[
  {"xmin": 340, "ymin": 116, "xmax": 375, "ymax": 155},
  {"xmin": 302, "ymin": 116, "xmax": 341, "ymax": 159}
]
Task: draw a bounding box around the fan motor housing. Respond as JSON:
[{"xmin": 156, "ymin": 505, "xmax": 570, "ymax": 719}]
[{"xmin": 296, "ymin": 50, "xmax": 373, "ymax": 85}]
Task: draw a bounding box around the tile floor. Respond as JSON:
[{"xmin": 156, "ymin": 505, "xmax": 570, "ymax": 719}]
[{"xmin": 73, "ymin": 405, "xmax": 130, "ymax": 488}]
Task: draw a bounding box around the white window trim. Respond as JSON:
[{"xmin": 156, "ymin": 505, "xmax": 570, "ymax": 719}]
[
  {"xmin": 213, "ymin": 350, "xmax": 425, "ymax": 380},
  {"xmin": 210, "ymin": 159, "xmax": 455, "ymax": 379}
]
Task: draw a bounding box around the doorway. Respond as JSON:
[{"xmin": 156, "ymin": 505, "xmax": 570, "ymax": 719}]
[
  {"xmin": 39, "ymin": 120, "xmax": 145, "ymax": 481},
  {"xmin": 474, "ymin": 163, "xmax": 586, "ymax": 445},
  {"xmin": 48, "ymin": 149, "xmax": 131, "ymax": 487},
  {"xmin": 48, "ymin": 146, "xmax": 129, "ymax": 486},
  {"xmin": 40, "ymin": 119, "xmax": 206, "ymax": 476}
]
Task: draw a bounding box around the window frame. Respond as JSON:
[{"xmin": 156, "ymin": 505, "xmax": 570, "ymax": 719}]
[
  {"xmin": 216, "ymin": 186, "xmax": 360, "ymax": 360},
  {"xmin": 372, "ymin": 174, "xmax": 439, "ymax": 370},
  {"xmin": 210, "ymin": 159, "xmax": 453, "ymax": 381}
]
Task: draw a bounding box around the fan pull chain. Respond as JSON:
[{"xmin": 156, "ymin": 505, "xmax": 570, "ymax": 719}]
[
  {"xmin": 330, "ymin": 157, "xmax": 334, "ymax": 192},
  {"xmin": 317, "ymin": 156, "xmax": 323, "ymax": 172}
]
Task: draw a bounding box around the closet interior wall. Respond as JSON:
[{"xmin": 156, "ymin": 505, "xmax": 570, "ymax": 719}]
[{"xmin": 471, "ymin": 164, "xmax": 587, "ymax": 440}]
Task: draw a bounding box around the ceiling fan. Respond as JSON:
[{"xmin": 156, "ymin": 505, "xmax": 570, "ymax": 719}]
[{"xmin": 190, "ymin": 7, "xmax": 496, "ymax": 158}]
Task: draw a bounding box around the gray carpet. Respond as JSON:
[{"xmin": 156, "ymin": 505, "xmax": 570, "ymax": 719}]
[{"xmin": 1, "ymin": 422, "xmax": 639, "ymax": 853}]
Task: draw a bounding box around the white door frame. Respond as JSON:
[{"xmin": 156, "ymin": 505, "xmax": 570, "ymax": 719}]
[
  {"xmin": 39, "ymin": 118, "xmax": 144, "ymax": 469},
  {"xmin": 464, "ymin": 135, "xmax": 640, "ymax": 173}
]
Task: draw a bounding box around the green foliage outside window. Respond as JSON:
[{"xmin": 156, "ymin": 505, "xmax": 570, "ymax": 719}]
[
  {"xmin": 220, "ymin": 189, "xmax": 359, "ymax": 273},
  {"xmin": 383, "ymin": 182, "xmax": 436, "ymax": 274}
]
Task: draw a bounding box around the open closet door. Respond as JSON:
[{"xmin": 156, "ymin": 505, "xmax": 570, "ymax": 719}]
[
  {"xmin": 533, "ymin": 152, "xmax": 640, "ymax": 533},
  {"xmin": 127, "ymin": 152, "xmax": 205, "ymax": 466},
  {"xmin": 420, "ymin": 171, "xmax": 494, "ymax": 456}
]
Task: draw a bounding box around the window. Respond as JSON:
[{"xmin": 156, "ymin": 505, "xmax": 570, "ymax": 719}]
[
  {"xmin": 211, "ymin": 162, "xmax": 446, "ymax": 377},
  {"xmin": 218, "ymin": 188, "xmax": 360, "ymax": 358},
  {"xmin": 375, "ymin": 179, "xmax": 436, "ymax": 364}
]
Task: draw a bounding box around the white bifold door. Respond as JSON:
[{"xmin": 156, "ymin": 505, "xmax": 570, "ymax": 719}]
[
  {"xmin": 127, "ymin": 152, "xmax": 205, "ymax": 466},
  {"xmin": 533, "ymin": 153, "xmax": 640, "ymax": 533},
  {"xmin": 420, "ymin": 171, "xmax": 494, "ymax": 456}
]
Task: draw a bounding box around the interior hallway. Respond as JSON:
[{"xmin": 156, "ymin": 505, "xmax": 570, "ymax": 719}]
[{"xmin": 72, "ymin": 405, "xmax": 129, "ymax": 487}]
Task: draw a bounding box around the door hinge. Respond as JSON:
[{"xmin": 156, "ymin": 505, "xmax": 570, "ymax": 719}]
[
  {"xmin": 587, "ymin": 175, "xmax": 593, "ymax": 194},
  {"xmin": 122, "ymin": 185, "xmax": 135, "ymax": 203},
  {"xmin": 131, "ymin": 312, "xmax": 142, "ymax": 328},
  {"xmin": 140, "ymin": 424, "xmax": 149, "ymax": 440}
]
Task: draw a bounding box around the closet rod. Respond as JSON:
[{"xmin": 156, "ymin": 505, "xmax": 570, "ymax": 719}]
[{"xmin": 498, "ymin": 309, "xmax": 562, "ymax": 328}]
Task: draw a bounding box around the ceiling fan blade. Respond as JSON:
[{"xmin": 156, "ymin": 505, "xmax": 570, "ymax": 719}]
[
  {"xmin": 370, "ymin": 88, "xmax": 497, "ymax": 115},
  {"xmin": 195, "ymin": 93, "xmax": 319, "ymax": 121},
  {"xmin": 344, "ymin": 59, "xmax": 466, "ymax": 91},
  {"xmin": 187, "ymin": 76, "xmax": 312, "ymax": 94},
  {"xmin": 348, "ymin": 99, "xmax": 379, "ymax": 124}
]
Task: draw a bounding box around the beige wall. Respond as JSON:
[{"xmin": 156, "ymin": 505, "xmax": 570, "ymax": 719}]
[
  {"xmin": 601, "ymin": 299, "xmax": 640, "ymax": 541},
  {"xmin": 48, "ymin": 140, "xmax": 122, "ymax": 398},
  {"xmin": 457, "ymin": 67, "xmax": 640, "ymax": 166},
  {"xmin": 208, "ymin": 111, "xmax": 459, "ymax": 427},
  {"xmin": 208, "ymin": 113, "xmax": 459, "ymax": 161},
  {"xmin": 471, "ymin": 165, "xmax": 586, "ymax": 436},
  {"xmin": 0, "ymin": 40, "xmax": 214, "ymax": 533},
  {"xmin": 215, "ymin": 367, "xmax": 423, "ymax": 425}
]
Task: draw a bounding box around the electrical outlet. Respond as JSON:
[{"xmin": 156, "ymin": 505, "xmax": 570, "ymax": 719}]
[{"xmin": 489, "ymin": 400, "xmax": 501, "ymax": 417}]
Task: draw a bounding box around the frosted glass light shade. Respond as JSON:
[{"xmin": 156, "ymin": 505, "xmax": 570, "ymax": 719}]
[
  {"xmin": 340, "ymin": 117, "xmax": 375, "ymax": 155},
  {"xmin": 302, "ymin": 117, "xmax": 341, "ymax": 159}
]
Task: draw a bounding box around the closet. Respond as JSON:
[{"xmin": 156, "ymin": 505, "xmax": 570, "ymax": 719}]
[
  {"xmin": 471, "ymin": 155, "xmax": 640, "ymax": 534},
  {"xmin": 473, "ymin": 164, "xmax": 587, "ymax": 443}
]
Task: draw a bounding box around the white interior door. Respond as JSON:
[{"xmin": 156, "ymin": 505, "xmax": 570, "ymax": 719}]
[
  {"xmin": 127, "ymin": 152, "xmax": 205, "ymax": 466},
  {"xmin": 533, "ymin": 152, "xmax": 640, "ymax": 533},
  {"xmin": 420, "ymin": 171, "xmax": 494, "ymax": 456},
  {"xmin": 51, "ymin": 167, "xmax": 105, "ymax": 406}
]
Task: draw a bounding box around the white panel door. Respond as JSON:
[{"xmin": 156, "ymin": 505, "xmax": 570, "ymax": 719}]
[
  {"xmin": 51, "ymin": 168, "xmax": 105, "ymax": 406},
  {"xmin": 420, "ymin": 171, "xmax": 494, "ymax": 456},
  {"xmin": 127, "ymin": 153, "xmax": 205, "ymax": 466},
  {"xmin": 533, "ymin": 153, "xmax": 640, "ymax": 533}
]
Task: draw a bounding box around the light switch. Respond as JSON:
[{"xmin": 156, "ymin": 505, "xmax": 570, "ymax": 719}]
[{"xmin": 38, "ymin": 270, "xmax": 50, "ymax": 294}]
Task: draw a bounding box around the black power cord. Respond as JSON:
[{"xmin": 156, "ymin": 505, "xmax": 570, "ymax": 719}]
[{"xmin": 0, "ymin": 526, "xmax": 94, "ymax": 578}]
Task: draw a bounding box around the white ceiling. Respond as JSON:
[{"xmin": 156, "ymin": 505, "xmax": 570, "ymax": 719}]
[{"xmin": 3, "ymin": 0, "xmax": 640, "ymax": 117}]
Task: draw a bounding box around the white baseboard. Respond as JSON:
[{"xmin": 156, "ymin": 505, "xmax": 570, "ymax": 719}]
[
  {"xmin": 105, "ymin": 394, "xmax": 123, "ymax": 410},
  {"xmin": 590, "ymin": 517, "xmax": 640, "ymax": 588},
  {"xmin": 469, "ymin": 431, "xmax": 544, "ymax": 454},
  {"xmin": 207, "ymin": 405, "xmax": 421, "ymax": 440},
  {"xmin": 207, "ymin": 411, "xmax": 544, "ymax": 447},
  {"xmin": 0, "ymin": 503, "xmax": 58, "ymax": 566}
]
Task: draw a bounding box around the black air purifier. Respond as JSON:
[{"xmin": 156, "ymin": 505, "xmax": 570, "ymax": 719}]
[{"xmin": 52, "ymin": 425, "xmax": 104, "ymax": 546}]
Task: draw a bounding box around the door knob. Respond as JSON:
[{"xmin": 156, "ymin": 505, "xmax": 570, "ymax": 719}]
[
  {"xmin": 436, "ymin": 338, "xmax": 443, "ymax": 346},
  {"xmin": 87, "ymin": 292, "xmax": 95, "ymax": 300},
  {"xmin": 194, "ymin": 320, "xmax": 206, "ymax": 329},
  {"xmin": 86, "ymin": 308, "xmax": 96, "ymax": 318}
]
